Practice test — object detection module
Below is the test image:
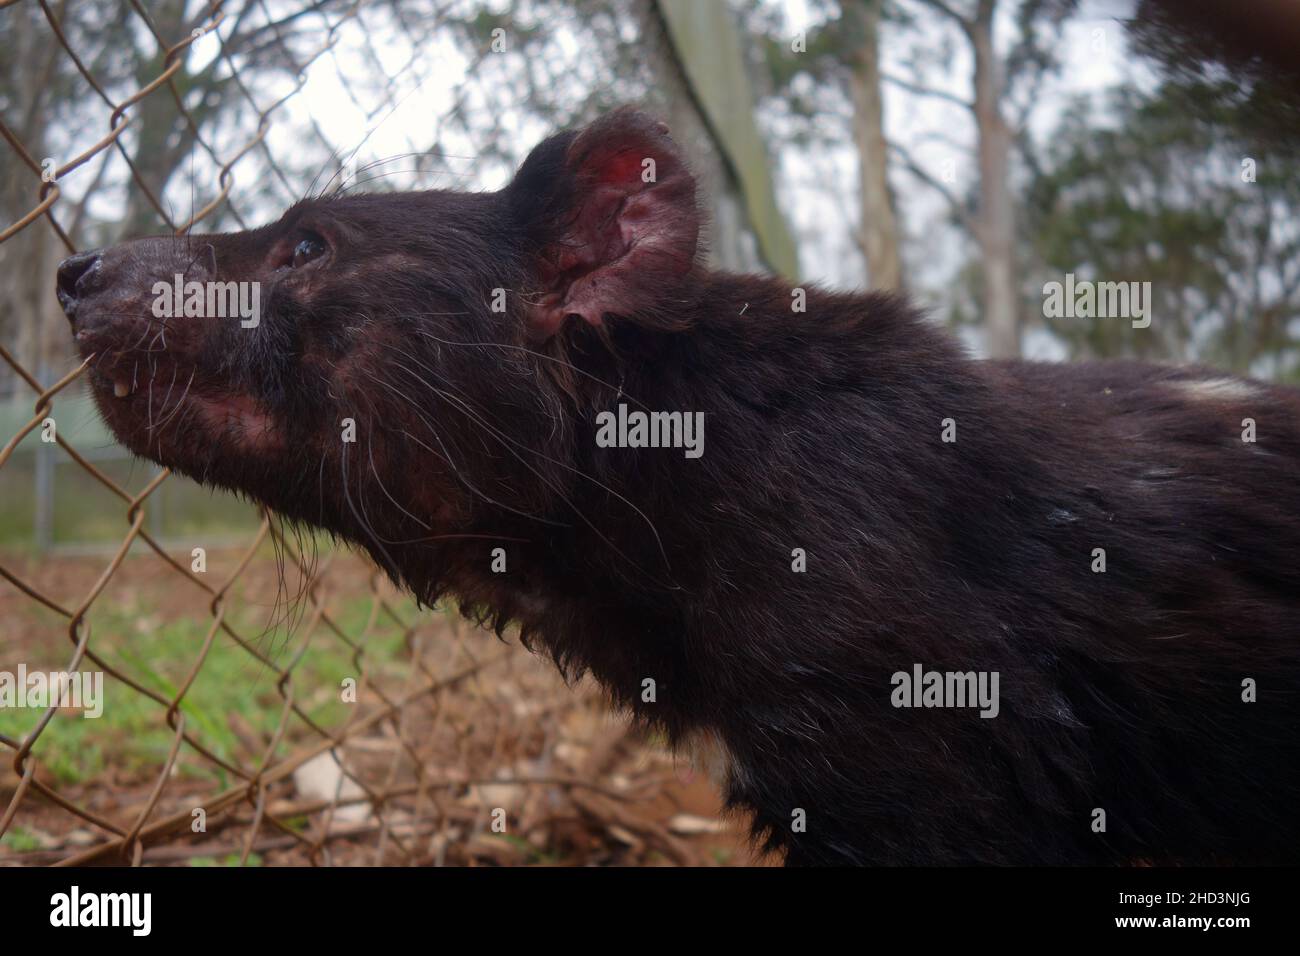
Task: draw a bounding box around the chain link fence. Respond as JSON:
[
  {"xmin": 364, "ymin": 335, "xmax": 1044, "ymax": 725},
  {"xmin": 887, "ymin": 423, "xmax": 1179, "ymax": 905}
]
[{"xmin": 0, "ymin": 0, "xmax": 755, "ymax": 867}]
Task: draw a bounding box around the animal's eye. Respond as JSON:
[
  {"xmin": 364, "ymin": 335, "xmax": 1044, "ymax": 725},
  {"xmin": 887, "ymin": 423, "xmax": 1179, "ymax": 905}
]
[{"xmin": 291, "ymin": 234, "xmax": 328, "ymax": 268}]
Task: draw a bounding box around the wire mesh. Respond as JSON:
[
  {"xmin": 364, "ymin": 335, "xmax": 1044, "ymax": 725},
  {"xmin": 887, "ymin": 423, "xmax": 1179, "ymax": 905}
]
[{"xmin": 0, "ymin": 0, "xmax": 746, "ymax": 867}]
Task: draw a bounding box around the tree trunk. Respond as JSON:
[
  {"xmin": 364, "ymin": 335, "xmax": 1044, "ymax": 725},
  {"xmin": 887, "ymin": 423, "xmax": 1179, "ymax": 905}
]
[
  {"xmin": 0, "ymin": 1, "xmax": 63, "ymax": 381},
  {"xmin": 971, "ymin": 0, "xmax": 1019, "ymax": 357},
  {"xmin": 849, "ymin": 0, "xmax": 902, "ymax": 290},
  {"xmin": 119, "ymin": 0, "xmax": 196, "ymax": 238}
]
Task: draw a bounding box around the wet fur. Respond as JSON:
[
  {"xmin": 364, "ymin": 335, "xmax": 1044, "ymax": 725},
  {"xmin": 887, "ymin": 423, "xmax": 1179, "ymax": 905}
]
[{"xmin": 62, "ymin": 111, "xmax": 1300, "ymax": 865}]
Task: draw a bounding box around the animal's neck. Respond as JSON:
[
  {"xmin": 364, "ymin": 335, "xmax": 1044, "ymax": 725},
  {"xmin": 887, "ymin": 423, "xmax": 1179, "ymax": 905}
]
[{"xmin": 460, "ymin": 275, "xmax": 999, "ymax": 741}]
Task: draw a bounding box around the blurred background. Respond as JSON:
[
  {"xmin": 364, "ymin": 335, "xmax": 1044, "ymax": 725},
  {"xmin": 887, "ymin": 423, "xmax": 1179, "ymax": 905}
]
[{"xmin": 1, "ymin": 0, "xmax": 1297, "ymax": 865}]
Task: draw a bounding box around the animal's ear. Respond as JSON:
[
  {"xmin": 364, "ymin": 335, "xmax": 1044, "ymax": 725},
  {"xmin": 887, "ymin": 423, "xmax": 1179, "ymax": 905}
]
[{"xmin": 506, "ymin": 108, "xmax": 700, "ymax": 338}]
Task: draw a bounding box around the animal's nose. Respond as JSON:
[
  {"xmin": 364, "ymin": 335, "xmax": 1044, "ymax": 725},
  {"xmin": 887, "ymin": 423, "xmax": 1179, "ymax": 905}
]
[{"xmin": 56, "ymin": 249, "xmax": 104, "ymax": 322}]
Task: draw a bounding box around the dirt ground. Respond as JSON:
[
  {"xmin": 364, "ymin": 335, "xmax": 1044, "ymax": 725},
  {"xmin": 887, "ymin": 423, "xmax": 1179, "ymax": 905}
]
[{"xmin": 0, "ymin": 547, "xmax": 766, "ymax": 867}]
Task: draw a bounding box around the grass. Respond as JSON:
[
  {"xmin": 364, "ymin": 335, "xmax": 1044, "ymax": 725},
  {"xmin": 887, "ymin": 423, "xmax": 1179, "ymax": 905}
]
[
  {"xmin": 0, "ymin": 396, "xmax": 432, "ymax": 855},
  {"xmin": 188, "ymin": 852, "xmax": 264, "ymax": 867},
  {"xmin": 1, "ymin": 826, "xmax": 43, "ymax": 853},
  {"xmin": 0, "ymin": 578, "xmax": 418, "ymax": 789}
]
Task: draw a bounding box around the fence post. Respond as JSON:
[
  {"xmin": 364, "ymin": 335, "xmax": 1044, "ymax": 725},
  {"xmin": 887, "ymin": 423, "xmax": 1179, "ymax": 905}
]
[
  {"xmin": 150, "ymin": 465, "xmax": 165, "ymax": 543},
  {"xmin": 34, "ymin": 362, "xmax": 53, "ymax": 551}
]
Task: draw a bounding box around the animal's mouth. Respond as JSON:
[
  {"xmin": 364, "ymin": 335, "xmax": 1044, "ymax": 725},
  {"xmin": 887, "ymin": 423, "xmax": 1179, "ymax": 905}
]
[
  {"xmin": 77, "ymin": 318, "xmax": 194, "ymax": 409},
  {"xmin": 64, "ymin": 290, "xmax": 278, "ymax": 458},
  {"xmin": 88, "ymin": 360, "xmax": 195, "ymax": 414},
  {"xmin": 83, "ymin": 345, "xmax": 281, "ymax": 465}
]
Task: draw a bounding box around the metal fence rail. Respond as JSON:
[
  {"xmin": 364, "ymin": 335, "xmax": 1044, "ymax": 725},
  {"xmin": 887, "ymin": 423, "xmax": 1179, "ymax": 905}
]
[{"xmin": 0, "ymin": 0, "xmax": 738, "ymax": 867}]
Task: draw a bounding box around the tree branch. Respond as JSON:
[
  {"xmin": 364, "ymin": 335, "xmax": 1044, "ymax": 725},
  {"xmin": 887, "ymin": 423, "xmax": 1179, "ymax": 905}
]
[
  {"xmin": 888, "ymin": 140, "xmax": 979, "ymax": 236},
  {"xmin": 915, "ymin": 129, "xmax": 977, "ymax": 155},
  {"xmin": 909, "ymin": 0, "xmax": 975, "ymax": 39},
  {"xmin": 882, "ymin": 72, "xmax": 973, "ymax": 110}
]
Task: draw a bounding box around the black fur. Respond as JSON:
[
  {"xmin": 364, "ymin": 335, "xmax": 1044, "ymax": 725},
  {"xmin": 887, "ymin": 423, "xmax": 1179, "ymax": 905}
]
[{"xmin": 59, "ymin": 109, "xmax": 1300, "ymax": 865}]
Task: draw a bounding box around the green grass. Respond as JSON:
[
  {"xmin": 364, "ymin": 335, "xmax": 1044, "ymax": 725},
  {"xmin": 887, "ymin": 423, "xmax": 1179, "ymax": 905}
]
[
  {"xmin": 0, "ymin": 826, "xmax": 43, "ymax": 853},
  {"xmin": 188, "ymin": 852, "xmax": 264, "ymax": 866},
  {"xmin": 0, "ymin": 585, "xmax": 417, "ymax": 788}
]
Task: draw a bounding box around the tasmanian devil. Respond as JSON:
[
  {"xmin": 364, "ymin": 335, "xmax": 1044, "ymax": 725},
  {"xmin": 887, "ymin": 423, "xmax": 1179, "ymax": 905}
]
[{"xmin": 57, "ymin": 108, "xmax": 1300, "ymax": 865}]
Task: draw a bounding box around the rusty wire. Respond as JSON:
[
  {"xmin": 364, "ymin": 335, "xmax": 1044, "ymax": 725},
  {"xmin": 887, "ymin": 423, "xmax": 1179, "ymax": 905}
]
[{"xmin": 0, "ymin": 0, "xmax": 734, "ymax": 867}]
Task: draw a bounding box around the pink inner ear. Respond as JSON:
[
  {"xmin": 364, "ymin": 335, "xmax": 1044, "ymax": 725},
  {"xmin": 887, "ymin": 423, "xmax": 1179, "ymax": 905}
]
[
  {"xmin": 528, "ymin": 125, "xmax": 698, "ymax": 339},
  {"xmin": 593, "ymin": 149, "xmax": 644, "ymax": 185}
]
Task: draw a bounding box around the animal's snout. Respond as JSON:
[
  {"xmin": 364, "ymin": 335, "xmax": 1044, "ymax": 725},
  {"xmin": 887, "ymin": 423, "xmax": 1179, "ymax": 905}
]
[
  {"xmin": 56, "ymin": 249, "xmax": 104, "ymax": 323},
  {"xmin": 57, "ymin": 237, "xmax": 222, "ymax": 341}
]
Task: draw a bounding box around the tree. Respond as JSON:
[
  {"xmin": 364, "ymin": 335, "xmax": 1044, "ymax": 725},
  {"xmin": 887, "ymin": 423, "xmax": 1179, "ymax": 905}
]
[
  {"xmin": 751, "ymin": 0, "xmax": 1072, "ymax": 353},
  {"xmin": 0, "ymin": 0, "xmax": 355, "ymax": 379},
  {"xmin": 1023, "ymin": 80, "xmax": 1300, "ymax": 379},
  {"xmin": 748, "ymin": 0, "xmax": 903, "ymax": 288},
  {"xmin": 888, "ymin": 0, "xmax": 1071, "ymax": 357},
  {"xmin": 848, "ymin": 1, "xmax": 903, "ymax": 289}
]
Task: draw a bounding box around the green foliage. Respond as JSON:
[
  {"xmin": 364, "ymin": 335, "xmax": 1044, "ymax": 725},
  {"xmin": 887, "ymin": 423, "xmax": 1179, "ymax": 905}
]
[
  {"xmin": 0, "ymin": 589, "xmax": 415, "ymax": 786},
  {"xmin": 189, "ymin": 852, "xmax": 263, "ymax": 866},
  {"xmin": 1022, "ymin": 81, "xmax": 1300, "ymax": 377},
  {"xmin": 0, "ymin": 826, "xmax": 44, "ymax": 853}
]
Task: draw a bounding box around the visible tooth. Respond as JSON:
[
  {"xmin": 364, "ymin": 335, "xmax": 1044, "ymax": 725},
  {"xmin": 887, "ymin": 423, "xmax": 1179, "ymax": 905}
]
[{"xmin": 113, "ymin": 379, "xmax": 131, "ymax": 398}]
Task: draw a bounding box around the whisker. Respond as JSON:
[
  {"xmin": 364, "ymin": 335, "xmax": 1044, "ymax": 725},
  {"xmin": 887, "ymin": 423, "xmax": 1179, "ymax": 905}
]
[
  {"xmin": 366, "ymin": 429, "xmax": 430, "ymax": 530},
  {"xmin": 410, "ymin": 328, "xmax": 654, "ymax": 411},
  {"xmin": 373, "ymin": 351, "xmax": 675, "ymax": 585},
  {"xmin": 153, "ymin": 367, "xmax": 195, "ymax": 433},
  {"xmin": 351, "ymin": 365, "xmax": 560, "ymax": 525},
  {"xmin": 339, "ymin": 439, "xmax": 401, "ymax": 582}
]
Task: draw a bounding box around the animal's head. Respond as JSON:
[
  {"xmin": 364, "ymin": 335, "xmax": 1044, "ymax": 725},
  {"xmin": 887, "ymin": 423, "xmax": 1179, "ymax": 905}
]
[{"xmin": 58, "ymin": 109, "xmax": 700, "ymax": 588}]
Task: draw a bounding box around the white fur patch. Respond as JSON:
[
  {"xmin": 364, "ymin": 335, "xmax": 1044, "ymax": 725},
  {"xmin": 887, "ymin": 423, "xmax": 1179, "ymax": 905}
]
[
  {"xmin": 1170, "ymin": 378, "xmax": 1259, "ymax": 402},
  {"xmin": 682, "ymin": 729, "xmax": 733, "ymax": 789}
]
